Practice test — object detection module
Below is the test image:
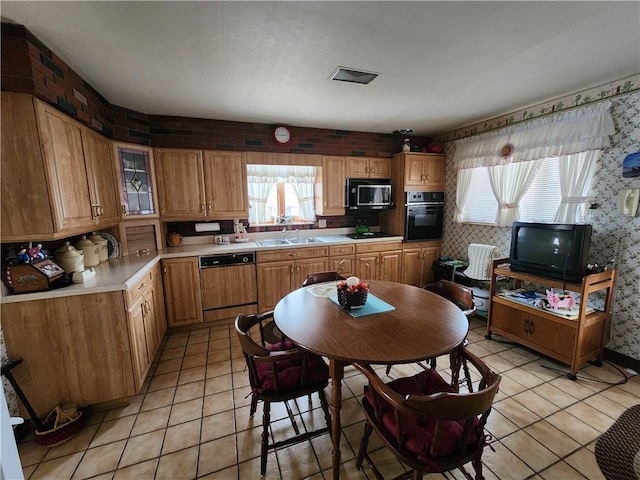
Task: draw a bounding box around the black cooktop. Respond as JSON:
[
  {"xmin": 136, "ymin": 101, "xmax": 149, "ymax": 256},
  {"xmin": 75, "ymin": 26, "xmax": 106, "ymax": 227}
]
[{"xmin": 344, "ymin": 232, "xmax": 397, "ymax": 240}]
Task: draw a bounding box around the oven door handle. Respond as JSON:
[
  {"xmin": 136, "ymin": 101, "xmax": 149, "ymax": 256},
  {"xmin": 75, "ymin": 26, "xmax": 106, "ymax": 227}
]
[{"xmin": 405, "ymin": 202, "xmax": 445, "ymax": 207}]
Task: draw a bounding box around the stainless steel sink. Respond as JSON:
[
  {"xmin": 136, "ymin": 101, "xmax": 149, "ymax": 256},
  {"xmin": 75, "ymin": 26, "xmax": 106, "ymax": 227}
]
[
  {"xmin": 287, "ymin": 237, "xmax": 324, "ymax": 244},
  {"xmin": 257, "ymin": 239, "xmax": 291, "ymax": 246},
  {"xmin": 257, "ymin": 237, "xmax": 325, "ymax": 246}
]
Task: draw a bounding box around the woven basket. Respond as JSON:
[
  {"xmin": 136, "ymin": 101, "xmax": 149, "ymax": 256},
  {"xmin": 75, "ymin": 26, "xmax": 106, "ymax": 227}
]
[
  {"xmin": 337, "ymin": 289, "xmax": 368, "ymax": 309},
  {"xmin": 34, "ymin": 405, "xmax": 83, "ymax": 447}
]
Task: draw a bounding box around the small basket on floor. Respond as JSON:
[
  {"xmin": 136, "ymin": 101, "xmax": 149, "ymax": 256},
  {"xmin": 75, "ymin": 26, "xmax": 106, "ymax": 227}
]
[{"xmin": 34, "ymin": 405, "xmax": 83, "ymax": 447}]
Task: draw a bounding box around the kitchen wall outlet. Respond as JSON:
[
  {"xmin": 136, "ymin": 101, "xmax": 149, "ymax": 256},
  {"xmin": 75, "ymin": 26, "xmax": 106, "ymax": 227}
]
[{"xmin": 318, "ymin": 219, "xmax": 327, "ymax": 228}]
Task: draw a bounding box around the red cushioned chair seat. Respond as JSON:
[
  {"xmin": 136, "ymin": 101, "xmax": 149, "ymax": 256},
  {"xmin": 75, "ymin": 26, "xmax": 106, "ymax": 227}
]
[
  {"xmin": 365, "ymin": 369, "xmax": 478, "ymax": 459},
  {"xmin": 255, "ymin": 341, "xmax": 329, "ymax": 393}
]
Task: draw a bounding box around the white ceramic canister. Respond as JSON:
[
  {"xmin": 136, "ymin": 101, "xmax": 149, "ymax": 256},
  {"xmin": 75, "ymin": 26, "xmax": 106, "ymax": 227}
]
[
  {"xmin": 88, "ymin": 232, "xmax": 109, "ymax": 263},
  {"xmin": 74, "ymin": 236, "xmax": 100, "ymax": 267},
  {"xmin": 54, "ymin": 242, "xmax": 85, "ymax": 273}
]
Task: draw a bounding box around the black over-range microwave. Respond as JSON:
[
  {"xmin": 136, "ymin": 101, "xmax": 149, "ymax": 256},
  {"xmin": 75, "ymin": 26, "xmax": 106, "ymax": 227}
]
[{"xmin": 346, "ymin": 178, "xmax": 393, "ymax": 210}]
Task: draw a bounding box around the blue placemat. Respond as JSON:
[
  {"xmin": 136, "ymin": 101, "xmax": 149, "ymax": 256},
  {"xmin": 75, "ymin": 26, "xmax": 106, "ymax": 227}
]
[{"xmin": 329, "ymin": 293, "xmax": 395, "ymax": 317}]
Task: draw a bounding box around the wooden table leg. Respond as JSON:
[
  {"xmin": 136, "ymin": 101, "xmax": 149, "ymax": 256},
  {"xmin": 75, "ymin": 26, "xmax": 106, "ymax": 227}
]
[{"xmin": 329, "ymin": 359, "xmax": 346, "ymax": 480}]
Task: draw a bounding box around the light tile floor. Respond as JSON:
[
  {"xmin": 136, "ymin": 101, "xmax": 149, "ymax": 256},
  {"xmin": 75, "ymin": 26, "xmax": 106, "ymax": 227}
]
[{"xmin": 17, "ymin": 317, "xmax": 640, "ymax": 479}]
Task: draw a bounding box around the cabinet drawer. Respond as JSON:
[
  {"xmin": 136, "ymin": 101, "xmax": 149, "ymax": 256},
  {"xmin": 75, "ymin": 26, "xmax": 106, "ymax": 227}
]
[
  {"xmin": 329, "ymin": 244, "xmax": 356, "ymax": 256},
  {"xmin": 126, "ymin": 269, "xmax": 153, "ymax": 305},
  {"xmin": 257, "ymin": 246, "xmax": 328, "ymax": 263},
  {"xmin": 402, "ymin": 240, "xmax": 441, "ymax": 251},
  {"xmin": 356, "ymin": 241, "xmax": 402, "ymax": 254}
]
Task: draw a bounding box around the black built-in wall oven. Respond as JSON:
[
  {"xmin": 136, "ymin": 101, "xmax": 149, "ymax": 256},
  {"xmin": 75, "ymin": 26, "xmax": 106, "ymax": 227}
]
[{"xmin": 405, "ymin": 191, "xmax": 444, "ymax": 241}]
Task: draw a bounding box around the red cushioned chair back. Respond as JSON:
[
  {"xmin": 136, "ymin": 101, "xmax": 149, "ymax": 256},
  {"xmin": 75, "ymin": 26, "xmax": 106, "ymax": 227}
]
[
  {"xmin": 355, "ymin": 348, "xmax": 501, "ymax": 467},
  {"xmin": 235, "ymin": 313, "xmax": 330, "ymax": 395}
]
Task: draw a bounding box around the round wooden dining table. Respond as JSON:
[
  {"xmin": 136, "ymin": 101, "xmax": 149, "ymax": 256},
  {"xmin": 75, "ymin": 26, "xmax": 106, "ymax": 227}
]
[{"xmin": 273, "ymin": 280, "xmax": 469, "ymax": 480}]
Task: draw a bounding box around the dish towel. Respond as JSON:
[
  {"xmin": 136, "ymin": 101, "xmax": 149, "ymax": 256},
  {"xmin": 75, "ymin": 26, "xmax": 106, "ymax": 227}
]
[{"xmin": 465, "ymin": 244, "xmax": 500, "ymax": 280}]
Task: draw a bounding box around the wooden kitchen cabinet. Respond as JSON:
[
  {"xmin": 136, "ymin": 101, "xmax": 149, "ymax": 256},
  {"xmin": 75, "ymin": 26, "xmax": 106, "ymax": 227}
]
[
  {"xmin": 345, "ymin": 157, "xmax": 391, "ymax": 179},
  {"xmin": 155, "ymin": 148, "xmax": 248, "ymax": 220},
  {"xmin": 162, "ymin": 257, "xmax": 203, "ymax": 327},
  {"xmin": 380, "ymin": 152, "xmax": 445, "ymax": 236},
  {"xmin": 125, "ymin": 263, "xmax": 166, "ymax": 389},
  {"xmin": 328, "ymin": 244, "xmax": 356, "ymax": 278},
  {"xmin": 202, "ymin": 150, "xmax": 249, "ymax": 218},
  {"xmin": 487, "ymin": 258, "xmax": 616, "ymax": 379},
  {"xmin": 155, "ymin": 149, "xmax": 206, "ymax": 219},
  {"xmin": 315, "ymin": 156, "xmax": 346, "ymax": 216},
  {"xmin": 355, "ymin": 241, "xmax": 402, "ymax": 282},
  {"xmin": 82, "ymin": 128, "xmax": 120, "ymax": 226},
  {"xmin": 151, "ymin": 262, "xmax": 167, "ymax": 345},
  {"xmin": 402, "ymin": 240, "xmax": 441, "ymax": 287},
  {"xmin": 257, "ymin": 246, "xmax": 329, "ymax": 311},
  {"xmin": 2, "ymin": 292, "xmax": 136, "ymax": 417},
  {"xmin": 402, "ymin": 153, "xmax": 445, "ymax": 190},
  {"xmin": 127, "ymin": 292, "xmax": 152, "ymax": 390},
  {"xmin": 1, "ymin": 93, "xmax": 119, "ymax": 241}
]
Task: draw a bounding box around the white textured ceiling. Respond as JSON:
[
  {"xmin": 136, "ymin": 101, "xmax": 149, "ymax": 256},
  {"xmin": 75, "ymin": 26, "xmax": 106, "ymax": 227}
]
[{"xmin": 1, "ymin": 1, "xmax": 639, "ymax": 135}]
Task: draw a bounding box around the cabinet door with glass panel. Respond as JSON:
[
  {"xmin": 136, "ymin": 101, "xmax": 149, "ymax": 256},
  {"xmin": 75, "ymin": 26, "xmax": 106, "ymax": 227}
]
[{"xmin": 114, "ymin": 142, "xmax": 159, "ymax": 218}]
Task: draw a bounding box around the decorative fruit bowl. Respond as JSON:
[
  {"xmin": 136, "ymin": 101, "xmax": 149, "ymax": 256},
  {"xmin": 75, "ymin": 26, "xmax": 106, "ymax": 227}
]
[{"xmin": 337, "ymin": 277, "xmax": 369, "ymax": 309}]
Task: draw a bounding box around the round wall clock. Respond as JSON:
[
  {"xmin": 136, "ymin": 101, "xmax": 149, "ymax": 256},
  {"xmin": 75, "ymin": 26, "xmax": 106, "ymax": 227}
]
[{"xmin": 273, "ymin": 126, "xmax": 292, "ymax": 145}]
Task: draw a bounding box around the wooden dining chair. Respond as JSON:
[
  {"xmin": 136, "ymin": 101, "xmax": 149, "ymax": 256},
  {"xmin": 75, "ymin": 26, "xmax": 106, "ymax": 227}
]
[
  {"xmin": 387, "ymin": 280, "xmax": 476, "ymax": 377},
  {"xmin": 355, "ymin": 347, "xmax": 501, "ymax": 480},
  {"xmin": 302, "ymin": 271, "xmax": 346, "ymax": 287},
  {"xmin": 235, "ymin": 312, "xmax": 332, "ymax": 476}
]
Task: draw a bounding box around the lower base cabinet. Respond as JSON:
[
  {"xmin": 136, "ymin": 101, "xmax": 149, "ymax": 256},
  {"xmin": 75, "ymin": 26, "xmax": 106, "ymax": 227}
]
[
  {"xmin": 355, "ymin": 241, "xmax": 402, "ymax": 282},
  {"xmin": 162, "ymin": 257, "xmax": 203, "ymax": 327},
  {"xmin": 257, "ymin": 247, "xmax": 329, "ymax": 311},
  {"xmin": 401, "ymin": 241, "xmax": 441, "ymax": 287},
  {"xmin": 2, "ymin": 292, "xmax": 136, "ymax": 418},
  {"xmin": 126, "ymin": 263, "xmax": 166, "ymax": 390},
  {"xmin": 2, "ymin": 264, "xmax": 168, "ymax": 418}
]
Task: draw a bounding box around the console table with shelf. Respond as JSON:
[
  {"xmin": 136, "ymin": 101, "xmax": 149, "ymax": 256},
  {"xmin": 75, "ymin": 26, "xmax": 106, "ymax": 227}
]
[{"xmin": 486, "ymin": 258, "xmax": 616, "ymax": 380}]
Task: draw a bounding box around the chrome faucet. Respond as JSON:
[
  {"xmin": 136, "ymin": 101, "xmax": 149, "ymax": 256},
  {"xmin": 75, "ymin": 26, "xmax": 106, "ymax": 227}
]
[
  {"xmin": 295, "ymin": 229, "xmax": 300, "ymax": 241},
  {"xmin": 282, "ymin": 227, "xmax": 287, "ymax": 241}
]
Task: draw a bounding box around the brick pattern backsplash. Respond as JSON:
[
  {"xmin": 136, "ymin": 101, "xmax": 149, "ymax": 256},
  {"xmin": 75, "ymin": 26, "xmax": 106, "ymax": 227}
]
[{"xmin": 1, "ymin": 22, "xmax": 431, "ymax": 156}]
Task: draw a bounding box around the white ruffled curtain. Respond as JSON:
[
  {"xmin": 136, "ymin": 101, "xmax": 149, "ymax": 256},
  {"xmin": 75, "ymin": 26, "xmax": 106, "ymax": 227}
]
[
  {"xmin": 454, "ymin": 168, "xmax": 473, "ymax": 222},
  {"xmin": 247, "ymin": 181, "xmax": 272, "ymax": 226},
  {"xmin": 488, "ymin": 160, "xmax": 541, "ymax": 226},
  {"xmin": 289, "ymin": 182, "xmax": 316, "ymax": 222},
  {"xmin": 247, "ymin": 165, "xmax": 317, "ymax": 224},
  {"xmin": 553, "ymin": 150, "xmax": 598, "ymax": 223},
  {"xmin": 453, "ymin": 102, "xmax": 614, "ymax": 225}
]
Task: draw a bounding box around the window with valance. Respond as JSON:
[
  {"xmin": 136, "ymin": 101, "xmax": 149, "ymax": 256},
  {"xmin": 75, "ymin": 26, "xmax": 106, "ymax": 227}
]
[
  {"xmin": 247, "ymin": 165, "xmax": 317, "ymax": 225},
  {"xmin": 453, "ymin": 102, "xmax": 615, "ymax": 226}
]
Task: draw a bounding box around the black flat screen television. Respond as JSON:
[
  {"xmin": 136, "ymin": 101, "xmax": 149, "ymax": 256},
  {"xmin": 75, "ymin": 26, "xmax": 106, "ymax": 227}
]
[{"xmin": 509, "ymin": 222, "xmax": 592, "ymax": 283}]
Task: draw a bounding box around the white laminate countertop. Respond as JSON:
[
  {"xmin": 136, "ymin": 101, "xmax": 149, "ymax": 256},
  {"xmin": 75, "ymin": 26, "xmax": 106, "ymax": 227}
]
[{"xmin": 1, "ymin": 231, "xmax": 406, "ymax": 304}]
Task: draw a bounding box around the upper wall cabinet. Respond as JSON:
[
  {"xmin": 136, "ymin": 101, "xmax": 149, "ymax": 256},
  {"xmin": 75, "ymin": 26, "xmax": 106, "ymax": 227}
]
[
  {"xmin": 83, "ymin": 129, "xmax": 121, "ymax": 226},
  {"xmin": 202, "ymin": 150, "xmax": 248, "ymax": 218},
  {"xmin": 315, "ymin": 155, "xmax": 346, "ymax": 216},
  {"xmin": 399, "ymin": 153, "xmax": 445, "ymax": 191},
  {"xmin": 155, "ymin": 149, "xmax": 206, "ymax": 220},
  {"xmin": 345, "ymin": 157, "xmax": 391, "ymax": 179},
  {"xmin": 114, "ymin": 142, "xmax": 159, "ymax": 218},
  {"xmin": 155, "ymin": 148, "xmax": 248, "ymax": 221},
  {"xmin": 1, "ymin": 93, "xmax": 119, "ymax": 242}
]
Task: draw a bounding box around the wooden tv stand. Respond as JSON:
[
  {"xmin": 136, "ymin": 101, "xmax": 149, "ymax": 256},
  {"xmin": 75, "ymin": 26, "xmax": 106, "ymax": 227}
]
[{"xmin": 486, "ymin": 258, "xmax": 616, "ymax": 380}]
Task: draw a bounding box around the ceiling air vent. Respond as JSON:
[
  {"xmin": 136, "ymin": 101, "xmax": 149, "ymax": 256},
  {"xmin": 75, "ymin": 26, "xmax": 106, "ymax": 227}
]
[{"xmin": 330, "ymin": 67, "xmax": 378, "ymax": 85}]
